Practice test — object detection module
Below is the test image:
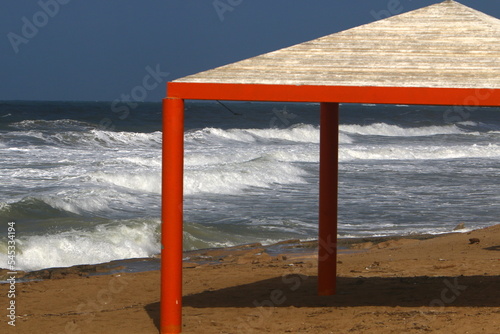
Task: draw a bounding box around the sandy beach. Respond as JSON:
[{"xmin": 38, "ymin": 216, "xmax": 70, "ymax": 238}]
[{"xmin": 1, "ymin": 224, "xmax": 499, "ymax": 334}]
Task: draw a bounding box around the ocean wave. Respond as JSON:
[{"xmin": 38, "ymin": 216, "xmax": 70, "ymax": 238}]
[
  {"xmin": 0, "ymin": 218, "xmax": 302, "ymax": 271},
  {"xmin": 183, "ymin": 220, "xmax": 311, "ymax": 251},
  {"xmin": 88, "ymin": 130, "xmax": 162, "ymax": 147},
  {"xmin": 10, "ymin": 119, "xmax": 95, "ymax": 131},
  {"xmin": 184, "ymin": 144, "xmax": 320, "ymax": 167},
  {"xmin": 187, "ymin": 124, "xmax": 320, "ymax": 144},
  {"xmin": 117, "ymin": 156, "xmax": 162, "ymax": 167},
  {"xmin": 92, "ymin": 172, "xmax": 161, "ymax": 194},
  {"xmin": 183, "ymin": 222, "xmax": 243, "ymax": 250},
  {"xmin": 340, "ymin": 143, "xmax": 500, "ymax": 161},
  {"xmin": 0, "ymin": 194, "xmax": 123, "ymax": 221},
  {"xmin": 0, "ymin": 197, "xmax": 78, "ymax": 221},
  {"xmin": 244, "ymin": 125, "xmax": 320, "ymax": 143},
  {"xmin": 0, "ymin": 219, "xmax": 160, "ymax": 271},
  {"xmin": 184, "ymin": 158, "xmax": 308, "ymax": 195},
  {"xmin": 4, "ymin": 128, "xmax": 162, "ymax": 149},
  {"xmin": 340, "ymin": 123, "xmax": 464, "ymax": 137},
  {"xmin": 186, "ymin": 124, "xmax": 353, "ymax": 145},
  {"xmin": 6, "ymin": 124, "xmax": 357, "ymax": 151},
  {"xmin": 264, "ymin": 150, "xmax": 318, "ymax": 163},
  {"xmin": 41, "ymin": 193, "xmax": 115, "ymax": 215},
  {"xmin": 49, "ymin": 129, "xmax": 162, "ymax": 148},
  {"xmin": 184, "ymin": 150, "xmax": 261, "ymax": 167}
]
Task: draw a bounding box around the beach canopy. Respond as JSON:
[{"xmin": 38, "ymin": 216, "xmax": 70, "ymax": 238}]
[{"xmin": 161, "ymin": 1, "xmax": 500, "ymax": 333}]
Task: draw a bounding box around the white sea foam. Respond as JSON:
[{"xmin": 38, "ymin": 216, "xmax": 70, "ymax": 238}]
[
  {"xmin": 36, "ymin": 184, "xmax": 146, "ymax": 216},
  {"xmin": 340, "ymin": 143, "xmax": 500, "ymax": 161},
  {"xmin": 88, "ymin": 130, "xmax": 162, "ymax": 147},
  {"xmin": 265, "ymin": 150, "xmax": 318, "ymax": 163},
  {"xmin": 458, "ymin": 121, "xmax": 478, "ymax": 126},
  {"xmin": 54, "ymin": 130, "xmax": 162, "ymax": 148},
  {"xmin": 10, "ymin": 119, "xmax": 93, "ymax": 130},
  {"xmin": 92, "ymin": 172, "xmax": 161, "ymax": 194},
  {"xmin": 186, "ymin": 124, "xmax": 322, "ymax": 144},
  {"xmin": 181, "ymin": 125, "xmax": 335, "ymax": 195},
  {"xmin": 339, "ymin": 133, "xmax": 354, "ymax": 144},
  {"xmin": 184, "ymin": 158, "xmax": 307, "ymax": 195},
  {"xmin": 244, "ymin": 125, "xmax": 320, "ymax": 143},
  {"xmin": 184, "ymin": 150, "xmax": 261, "ymax": 167},
  {"xmin": 118, "ymin": 156, "xmax": 162, "ymax": 167},
  {"xmin": 6, "ymin": 128, "xmax": 162, "ymax": 148},
  {"xmin": 42, "ymin": 194, "xmax": 113, "ymax": 215},
  {"xmin": 0, "ymin": 202, "xmax": 10, "ymax": 211},
  {"xmin": 186, "ymin": 126, "xmax": 352, "ymax": 147},
  {"xmin": 187, "ymin": 127, "xmax": 256, "ymax": 143},
  {"xmin": 340, "ymin": 123, "xmax": 464, "ymax": 137}
]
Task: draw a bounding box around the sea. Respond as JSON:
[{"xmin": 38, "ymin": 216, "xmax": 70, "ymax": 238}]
[{"xmin": 1, "ymin": 100, "xmax": 500, "ymax": 272}]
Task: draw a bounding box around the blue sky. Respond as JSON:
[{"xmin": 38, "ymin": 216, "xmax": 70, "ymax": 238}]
[{"xmin": 1, "ymin": 0, "xmax": 499, "ymax": 101}]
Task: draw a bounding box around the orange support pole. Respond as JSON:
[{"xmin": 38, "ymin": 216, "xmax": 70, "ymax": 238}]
[
  {"xmin": 318, "ymin": 102, "xmax": 339, "ymax": 296},
  {"xmin": 161, "ymin": 98, "xmax": 184, "ymax": 333}
]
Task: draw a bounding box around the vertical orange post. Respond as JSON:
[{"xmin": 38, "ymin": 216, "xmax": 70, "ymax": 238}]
[
  {"xmin": 318, "ymin": 102, "xmax": 339, "ymax": 296},
  {"xmin": 161, "ymin": 98, "xmax": 184, "ymax": 333}
]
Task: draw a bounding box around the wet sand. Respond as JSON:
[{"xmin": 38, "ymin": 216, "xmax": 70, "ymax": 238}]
[{"xmin": 1, "ymin": 224, "xmax": 499, "ymax": 333}]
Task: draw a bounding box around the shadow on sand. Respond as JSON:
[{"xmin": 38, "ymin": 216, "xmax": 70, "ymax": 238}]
[{"xmin": 146, "ymin": 274, "xmax": 499, "ymax": 329}]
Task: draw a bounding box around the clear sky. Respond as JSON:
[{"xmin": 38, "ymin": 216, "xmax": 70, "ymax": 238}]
[{"xmin": 1, "ymin": 0, "xmax": 499, "ymax": 102}]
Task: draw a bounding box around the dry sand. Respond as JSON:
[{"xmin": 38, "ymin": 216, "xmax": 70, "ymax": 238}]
[{"xmin": 1, "ymin": 225, "xmax": 499, "ymax": 334}]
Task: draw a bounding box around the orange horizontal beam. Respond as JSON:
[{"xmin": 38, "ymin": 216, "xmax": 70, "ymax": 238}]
[{"xmin": 167, "ymin": 82, "xmax": 500, "ymax": 106}]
